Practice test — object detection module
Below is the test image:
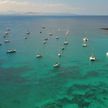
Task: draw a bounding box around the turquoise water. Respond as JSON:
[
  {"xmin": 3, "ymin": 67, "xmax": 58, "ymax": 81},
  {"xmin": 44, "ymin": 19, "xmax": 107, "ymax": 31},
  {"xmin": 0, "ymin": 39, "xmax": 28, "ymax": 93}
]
[{"xmin": 0, "ymin": 15, "xmax": 108, "ymax": 108}]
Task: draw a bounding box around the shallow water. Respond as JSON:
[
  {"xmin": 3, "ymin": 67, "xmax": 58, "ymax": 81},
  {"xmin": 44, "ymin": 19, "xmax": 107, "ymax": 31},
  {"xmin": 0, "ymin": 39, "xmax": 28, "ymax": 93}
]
[{"xmin": 0, "ymin": 15, "xmax": 108, "ymax": 108}]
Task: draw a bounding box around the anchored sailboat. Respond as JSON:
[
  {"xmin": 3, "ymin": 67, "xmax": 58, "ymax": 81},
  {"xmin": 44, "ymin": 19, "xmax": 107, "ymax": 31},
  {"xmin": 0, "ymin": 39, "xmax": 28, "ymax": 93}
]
[
  {"xmin": 89, "ymin": 55, "xmax": 96, "ymax": 61},
  {"xmin": 53, "ymin": 62, "xmax": 60, "ymax": 68},
  {"xmin": 64, "ymin": 30, "xmax": 69, "ymax": 45},
  {"xmin": 89, "ymin": 50, "xmax": 96, "ymax": 61},
  {"xmin": 83, "ymin": 32, "xmax": 88, "ymax": 42},
  {"xmin": 36, "ymin": 54, "xmax": 42, "ymax": 58}
]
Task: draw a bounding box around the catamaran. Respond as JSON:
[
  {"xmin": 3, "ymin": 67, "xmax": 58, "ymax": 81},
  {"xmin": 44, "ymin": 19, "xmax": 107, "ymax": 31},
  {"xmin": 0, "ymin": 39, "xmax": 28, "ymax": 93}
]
[
  {"xmin": 7, "ymin": 49, "xmax": 16, "ymax": 53},
  {"xmin": 89, "ymin": 53, "xmax": 96, "ymax": 61}
]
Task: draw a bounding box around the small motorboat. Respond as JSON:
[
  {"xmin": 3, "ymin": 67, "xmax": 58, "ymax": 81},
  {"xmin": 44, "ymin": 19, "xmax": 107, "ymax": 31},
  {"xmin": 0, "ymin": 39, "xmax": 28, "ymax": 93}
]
[
  {"xmin": 83, "ymin": 37, "xmax": 88, "ymax": 42},
  {"xmin": 56, "ymin": 36, "xmax": 59, "ymax": 39},
  {"xmin": 42, "ymin": 26, "xmax": 46, "ymax": 29},
  {"xmin": 53, "ymin": 63, "xmax": 60, "ymax": 68},
  {"xmin": 44, "ymin": 38, "xmax": 48, "ymax": 41},
  {"xmin": 82, "ymin": 43, "xmax": 87, "ymax": 47},
  {"xmin": 4, "ymin": 40, "xmax": 10, "ymax": 43},
  {"xmin": 36, "ymin": 54, "xmax": 42, "ymax": 58},
  {"xmin": 43, "ymin": 40, "xmax": 47, "ymax": 44},
  {"xmin": 24, "ymin": 37, "xmax": 28, "ymax": 39},
  {"xmin": 26, "ymin": 31, "xmax": 30, "ymax": 35},
  {"xmin": 89, "ymin": 55, "xmax": 96, "ymax": 61},
  {"xmin": 48, "ymin": 33, "xmax": 53, "ymax": 36},
  {"xmin": 58, "ymin": 53, "xmax": 61, "ymax": 57},
  {"xmin": 3, "ymin": 32, "xmax": 9, "ymax": 38},
  {"xmin": 4, "ymin": 31, "xmax": 9, "ymax": 36},
  {"xmin": 7, "ymin": 49, "xmax": 16, "ymax": 53},
  {"xmin": 64, "ymin": 41, "xmax": 69, "ymax": 45}
]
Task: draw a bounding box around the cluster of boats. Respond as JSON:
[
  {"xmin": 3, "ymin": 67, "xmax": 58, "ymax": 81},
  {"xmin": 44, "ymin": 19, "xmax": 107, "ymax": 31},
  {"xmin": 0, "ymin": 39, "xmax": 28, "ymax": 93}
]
[
  {"xmin": 36, "ymin": 28, "xmax": 98, "ymax": 68},
  {"xmin": 82, "ymin": 33, "xmax": 108, "ymax": 61},
  {"xmin": 1, "ymin": 27, "xmax": 108, "ymax": 68},
  {"xmin": 0, "ymin": 28, "xmax": 16, "ymax": 54},
  {"xmin": 82, "ymin": 32, "xmax": 88, "ymax": 47},
  {"xmin": 0, "ymin": 28, "xmax": 31, "ymax": 54},
  {"xmin": 82, "ymin": 33, "xmax": 96, "ymax": 61},
  {"xmin": 0, "ymin": 28, "xmax": 30, "ymax": 54},
  {"xmin": 36, "ymin": 27, "xmax": 70, "ymax": 68},
  {"xmin": 24, "ymin": 31, "xmax": 31, "ymax": 39}
]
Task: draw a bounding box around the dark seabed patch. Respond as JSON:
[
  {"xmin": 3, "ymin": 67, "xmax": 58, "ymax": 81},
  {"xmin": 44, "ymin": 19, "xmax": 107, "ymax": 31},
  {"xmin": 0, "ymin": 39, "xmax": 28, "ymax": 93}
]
[
  {"xmin": 36, "ymin": 83, "xmax": 108, "ymax": 108},
  {"xmin": 84, "ymin": 69, "xmax": 108, "ymax": 79},
  {"xmin": 25, "ymin": 66, "xmax": 81, "ymax": 103},
  {"xmin": 83, "ymin": 71, "xmax": 100, "ymax": 78},
  {"xmin": 50, "ymin": 66, "xmax": 107, "ymax": 80},
  {"xmin": 82, "ymin": 70, "xmax": 107, "ymax": 79},
  {"xmin": 50, "ymin": 66, "xmax": 82, "ymax": 79},
  {"xmin": 0, "ymin": 65, "xmax": 33, "ymax": 84},
  {"xmin": 67, "ymin": 83, "xmax": 108, "ymax": 108}
]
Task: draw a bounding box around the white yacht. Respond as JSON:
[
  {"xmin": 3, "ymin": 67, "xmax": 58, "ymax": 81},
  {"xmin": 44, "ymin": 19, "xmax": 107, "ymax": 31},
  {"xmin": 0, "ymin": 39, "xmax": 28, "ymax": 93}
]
[
  {"xmin": 82, "ymin": 43, "xmax": 87, "ymax": 47},
  {"xmin": 36, "ymin": 54, "xmax": 42, "ymax": 58},
  {"xmin": 89, "ymin": 55, "xmax": 96, "ymax": 61},
  {"xmin": 44, "ymin": 38, "xmax": 48, "ymax": 41},
  {"xmin": 53, "ymin": 62, "xmax": 60, "ymax": 68},
  {"xmin": 83, "ymin": 32, "xmax": 88, "ymax": 42},
  {"xmin": 56, "ymin": 36, "xmax": 59, "ymax": 39},
  {"xmin": 4, "ymin": 40, "xmax": 10, "ymax": 43},
  {"xmin": 26, "ymin": 31, "xmax": 30, "ymax": 35},
  {"xmin": 83, "ymin": 37, "xmax": 88, "ymax": 42},
  {"xmin": 42, "ymin": 26, "xmax": 46, "ymax": 29},
  {"xmin": 82, "ymin": 32, "xmax": 88, "ymax": 42},
  {"xmin": 43, "ymin": 40, "xmax": 47, "ymax": 44},
  {"xmin": 64, "ymin": 31, "xmax": 69, "ymax": 45},
  {"xmin": 48, "ymin": 33, "xmax": 53, "ymax": 36},
  {"xmin": 24, "ymin": 37, "xmax": 28, "ymax": 39},
  {"xmin": 7, "ymin": 49, "xmax": 16, "ymax": 53},
  {"xmin": 106, "ymin": 52, "xmax": 108, "ymax": 56},
  {"xmin": 64, "ymin": 41, "xmax": 69, "ymax": 45},
  {"xmin": 4, "ymin": 31, "xmax": 9, "ymax": 35},
  {"xmin": 58, "ymin": 53, "xmax": 61, "ymax": 57},
  {"xmin": 4, "ymin": 32, "xmax": 9, "ymax": 38}
]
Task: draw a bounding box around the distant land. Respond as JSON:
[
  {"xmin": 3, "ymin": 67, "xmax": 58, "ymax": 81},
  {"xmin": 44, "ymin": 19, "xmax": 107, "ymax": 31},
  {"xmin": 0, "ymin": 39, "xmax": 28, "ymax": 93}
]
[
  {"xmin": 0, "ymin": 11, "xmax": 108, "ymax": 16},
  {"xmin": 100, "ymin": 28, "xmax": 108, "ymax": 30},
  {"xmin": 0, "ymin": 11, "xmax": 78, "ymax": 16}
]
